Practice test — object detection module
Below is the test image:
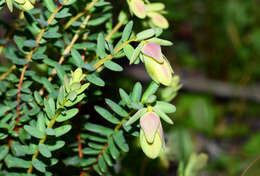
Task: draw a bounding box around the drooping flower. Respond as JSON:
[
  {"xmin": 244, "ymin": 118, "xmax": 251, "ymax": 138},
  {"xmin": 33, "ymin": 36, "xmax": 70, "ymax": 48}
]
[
  {"xmin": 142, "ymin": 43, "xmax": 173, "ymax": 86},
  {"xmin": 129, "ymin": 0, "xmax": 146, "ymax": 19},
  {"xmin": 139, "ymin": 112, "xmax": 165, "ymax": 159}
]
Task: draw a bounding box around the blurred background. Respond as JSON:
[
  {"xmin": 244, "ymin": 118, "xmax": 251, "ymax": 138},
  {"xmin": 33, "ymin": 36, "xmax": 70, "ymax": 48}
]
[{"xmin": 117, "ymin": 0, "xmax": 260, "ymax": 175}]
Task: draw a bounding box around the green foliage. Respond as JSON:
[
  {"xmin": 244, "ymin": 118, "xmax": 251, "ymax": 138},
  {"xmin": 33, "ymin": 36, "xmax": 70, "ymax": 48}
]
[{"xmin": 0, "ymin": 0, "xmax": 180, "ymax": 175}]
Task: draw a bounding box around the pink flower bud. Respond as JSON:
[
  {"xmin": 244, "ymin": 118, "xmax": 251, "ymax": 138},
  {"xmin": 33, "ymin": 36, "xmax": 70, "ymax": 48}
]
[
  {"xmin": 139, "ymin": 112, "xmax": 165, "ymax": 159},
  {"xmin": 140, "ymin": 112, "xmax": 160, "ymax": 143},
  {"xmin": 144, "ymin": 54, "xmax": 173, "ymax": 86},
  {"xmin": 142, "ymin": 43, "xmax": 163, "ymax": 63},
  {"xmin": 129, "ymin": 0, "xmax": 146, "ymax": 19},
  {"xmin": 147, "ymin": 12, "xmax": 169, "ymax": 29}
]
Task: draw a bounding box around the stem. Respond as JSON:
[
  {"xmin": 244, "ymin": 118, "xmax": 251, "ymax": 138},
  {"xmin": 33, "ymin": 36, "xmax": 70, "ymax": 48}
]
[
  {"xmin": 84, "ymin": 110, "xmax": 135, "ymax": 175},
  {"xmin": 64, "ymin": 0, "xmax": 99, "ymax": 30},
  {"xmin": 27, "ymin": 100, "xmax": 67, "ymax": 174},
  {"xmin": 15, "ymin": 5, "xmax": 63, "ymax": 142},
  {"xmin": 105, "ymin": 21, "xmax": 123, "ymax": 41},
  {"xmin": 241, "ymin": 155, "xmax": 260, "ymax": 176},
  {"xmin": 93, "ymin": 37, "xmax": 136, "ymax": 70},
  {"xmin": 0, "ymin": 65, "xmax": 16, "ymax": 82}
]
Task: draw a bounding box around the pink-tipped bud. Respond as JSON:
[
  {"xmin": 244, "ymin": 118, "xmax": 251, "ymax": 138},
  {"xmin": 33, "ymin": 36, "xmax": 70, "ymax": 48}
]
[
  {"xmin": 142, "ymin": 43, "xmax": 163, "ymax": 63},
  {"xmin": 147, "ymin": 12, "xmax": 169, "ymax": 29},
  {"xmin": 144, "ymin": 55, "xmax": 173, "ymax": 86},
  {"xmin": 130, "ymin": 0, "xmax": 146, "ymax": 19},
  {"xmin": 140, "ymin": 112, "xmax": 160, "ymax": 143}
]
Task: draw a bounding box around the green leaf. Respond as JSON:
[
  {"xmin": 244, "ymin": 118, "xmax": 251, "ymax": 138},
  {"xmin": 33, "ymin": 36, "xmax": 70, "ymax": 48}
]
[
  {"xmin": 23, "ymin": 40, "xmax": 38, "ymax": 48},
  {"xmin": 67, "ymin": 91, "xmax": 77, "ymax": 101},
  {"xmin": 57, "ymin": 86, "xmax": 65, "ymax": 105},
  {"xmin": 43, "ymin": 31, "xmax": 62, "ymax": 38},
  {"xmin": 44, "ymin": 98, "xmax": 55, "ymax": 119},
  {"xmin": 0, "ymin": 106, "xmax": 10, "ymax": 117},
  {"xmin": 103, "ymin": 149, "xmax": 113, "ymax": 166},
  {"xmin": 4, "ymin": 155, "xmax": 30, "ymax": 169},
  {"xmin": 81, "ymin": 134, "xmax": 107, "ymax": 143},
  {"xmin": 46, "ymin": 140, "xmax": 65, "ymax": 151},
  {"xmin": 136, "ymin": 29, "xmax": 155, "ymax": 41},
  {"xmin": 54, "ymin": 124, "xmax": 72, "ymax": 137},
  {"xmin": 104, "ymin": 60, "xmax": 123, "ymax": 72},
  {"xmin": 54, "ymin": 63, "xmax": 66, "ymax": 85},
  {"xmin": 55, "ymin": 8, "xmax": 71, "ymax": 18},
  {"xmin": 0, "ymin": 146, "xmax": 8, "ymax": 161},
  {"xmin": 113, "ymin": 130, "xmax": 129, "ymax": 152},
  {"xmin": 84, "ymin": 123, "xmax": 113, "ymax": 136},
  {"xmin": 6, "ymin": 0, "xmax": 13, "ymax": 12},
  {"xmin": 119, "ymin": 88, "xmax": 131, "ymax": 105},
  {"xmin": 39, "ymin": 144, "xmax": 52, "ymax": 158},
  {"xmin": 97, "ymin": 33, "xmax": 107, "ymax": 58},
  {"xmin": 130, "ymin": 42, "xmax": 145, "ymax": 64},
  {"xmin": 56, "ymin": 108, "xmax": 79, "ymax": 122},
  {"xmin": 88, "ymin": 13, "xmax": 112, "ymax": 26},
  {"xmin": 43, "ymin": 0, "xmax": 56, "ymax": 12},
  {"xmin": 34, "ymin": 91, "xmax": 43, "ymax": 105},
  {"xmin": 131, "ymin": 82, "xmax": 142, "ymax": 102},
  {"xmin": 71, "ymin": 48, "xmax": 84, "ymax": 67},
  {"xmin": 41, "ymin": 77, "xmax": 54, "ymax": 93},
  {"xmin": 9, "ymin": 57, "xmax": 28, "ymax": 65},
  {"xmin": 147, "ymin": 37, "xmax": 173, "ymax": 46},
  {"xmin": 24, "ymin": 125, "xmax": 44, "ymax": 139},
  {"xmin": 141, "ymin": 81, "xmax": 159, "ymax": 103},
  {"xmin": 94, "ymin": 106, "xmax": 120, "ymax": 124},
  {"xmin": 6, "ymin": 89, "xmax": 18, "ymax": 96},
  {"xmin": 13, "ymin": 36, "xmax": 24, "ymax": 53},
  {"xmin": 86, "ymin": 74, "xmax": 105, "ymax": 87},
  {"xmin": 126, "ymin": 108, "xmax": 147, "ymax": 126},
  {"xmin": 153, "ymin": 106, "xmax": 173, "ymax": 124},
  {"xmin": 88, "ymin": 142, "xmax": 104, "ymax": 150},
  {"xmin": 98, "ymin": 156, "xmax": 108, "ymax": 172},
  {"xmin": 105, "ymin": 99, "xmax": 128, "ymax": 117},
  {"xmin": 65, "ymin": 93, "xmax": 85, "ymax": 107},
  {"xmin": 37, "ymin": 113, "xmax": 46, "ymax": 133},
  {"xmin": 80, "ymin": 158, "xmax": 96, "ymax": 167},
  {"xmin": 82, "ymin": 148, "xmax": 100, "ymax": 155},
  {"xmin": 123, "ymin": 44, "xmax": 135, "ymax": 61},
  {"xmin": 145, "ymin": 95, "xmax": 157, "ymax": 104},
  {"xmin": 32, "ymin": 158, "xmax": 46, "ymax": 173},
  {"xmin": 122, "ymin": 21, "xmax": 133, "ymax": 41},
  {"xmin": 155, "ymin": 101, "xmax": 176, "ymax": 113},
  {"xmin": 108, "ymin": 136, "xmax": 120, "ymax": 159},
  {"xmin": 45, "ymin": 128, "xmax": 56, "ymax": 136},
  {"xmin": 93, "ymin": 164, "xmax": 103, "ymax": 175}
]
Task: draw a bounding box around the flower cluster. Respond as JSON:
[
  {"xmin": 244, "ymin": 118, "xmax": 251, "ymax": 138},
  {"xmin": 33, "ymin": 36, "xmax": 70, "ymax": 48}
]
[
  {"xmin": 141, "ymin": 42, "xmax": 173, "ymax": 86},
  {"xmin": 128, "ymin": 0, "xmax": 169, "ymax": 29}
]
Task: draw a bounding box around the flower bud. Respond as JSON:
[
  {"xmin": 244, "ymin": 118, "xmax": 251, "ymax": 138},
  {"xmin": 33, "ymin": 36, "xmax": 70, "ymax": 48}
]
[
  {"xmin": 142, "ymin": 43, "xmax": 163, "ymax": 63},
  {"xmin": 143, "ymin": 54, "xmax": 173, "ymax": 86},
  {"xmin": 139, "ymin": 112, "xmax": 165, "ymax": 159},
  {"xmin": 129, "ymin": 0, "xmax": 146, "ymax": 19},
  {"xmin": 140, "ymin": 112, "xmax": 160, "ymax": 143},
  {"xmin": 147, "ymin": 12, "xmax": 169, "ymax": 29}
]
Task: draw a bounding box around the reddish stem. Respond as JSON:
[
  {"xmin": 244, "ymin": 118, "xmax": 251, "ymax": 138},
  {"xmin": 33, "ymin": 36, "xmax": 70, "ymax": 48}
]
[{"xmin": 77, "ymin": 134, "xmax": 83, "ymax": 158}]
